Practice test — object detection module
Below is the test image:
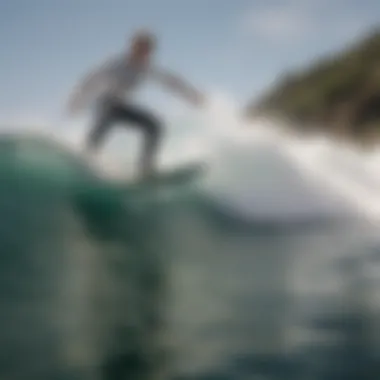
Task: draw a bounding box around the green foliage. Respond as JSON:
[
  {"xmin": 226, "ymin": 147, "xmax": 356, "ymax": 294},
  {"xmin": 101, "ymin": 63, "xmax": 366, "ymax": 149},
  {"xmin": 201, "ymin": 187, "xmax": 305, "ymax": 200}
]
[{"xmin": 248, "ymin": 28, "xmax": 380, "ymax": 141}]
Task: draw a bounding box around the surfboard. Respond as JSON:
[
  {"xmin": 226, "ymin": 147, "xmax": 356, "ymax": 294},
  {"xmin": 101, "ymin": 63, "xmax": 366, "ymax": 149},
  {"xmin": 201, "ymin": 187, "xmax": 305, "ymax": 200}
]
[
  {"xmin": 140, "ymin": 162, "xmax": 203, "ymax": 185},
  {"xmin": 116, "ymin": 162, "xmax": 205, "ymax": 191}
]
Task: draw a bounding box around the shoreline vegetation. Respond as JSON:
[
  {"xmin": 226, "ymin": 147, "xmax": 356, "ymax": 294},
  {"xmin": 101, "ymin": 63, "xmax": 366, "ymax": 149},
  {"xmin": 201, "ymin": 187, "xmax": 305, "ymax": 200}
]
[{"xmin": 245, "ymin": 27, "xmax": 380, "ymax": 149}]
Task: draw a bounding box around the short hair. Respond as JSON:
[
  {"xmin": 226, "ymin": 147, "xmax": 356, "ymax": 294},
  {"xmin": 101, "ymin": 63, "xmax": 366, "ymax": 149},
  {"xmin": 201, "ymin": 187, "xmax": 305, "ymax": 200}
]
[{"xmin": 131, "ymin": 29, "xmax": 156, "ymax": 49}]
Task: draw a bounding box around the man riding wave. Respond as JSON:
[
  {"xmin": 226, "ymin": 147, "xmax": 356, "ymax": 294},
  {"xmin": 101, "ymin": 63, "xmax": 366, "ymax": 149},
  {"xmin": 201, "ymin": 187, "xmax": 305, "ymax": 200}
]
[{"xmin": 66, "ymin": 30, "xmax": 205, "ymax": 179}]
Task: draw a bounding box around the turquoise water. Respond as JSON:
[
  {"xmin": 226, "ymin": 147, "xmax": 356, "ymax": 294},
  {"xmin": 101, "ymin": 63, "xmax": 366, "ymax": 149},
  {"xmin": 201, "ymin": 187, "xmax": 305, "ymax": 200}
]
[{"xmin": 0, "ymin": 134, "xmax": 379, "ymax": 379}]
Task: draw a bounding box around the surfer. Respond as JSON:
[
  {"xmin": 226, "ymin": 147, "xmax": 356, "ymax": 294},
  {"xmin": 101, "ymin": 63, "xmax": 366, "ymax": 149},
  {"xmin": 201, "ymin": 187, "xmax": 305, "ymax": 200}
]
[{"xmin": 66, "ymin": 30, "xmax": 205, "ymax": 179}]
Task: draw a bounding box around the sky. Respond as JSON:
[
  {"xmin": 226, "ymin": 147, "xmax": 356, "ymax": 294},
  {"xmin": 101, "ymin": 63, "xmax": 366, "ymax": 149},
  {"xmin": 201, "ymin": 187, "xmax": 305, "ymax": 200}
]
[{"xmin": 1, "ymin": 0, "xmax": 380, "ymax": 143}]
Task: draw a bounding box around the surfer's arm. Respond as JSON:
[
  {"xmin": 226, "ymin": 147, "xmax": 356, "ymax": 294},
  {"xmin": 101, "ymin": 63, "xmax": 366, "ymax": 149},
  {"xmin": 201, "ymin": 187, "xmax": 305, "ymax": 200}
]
[
  {"xmin": 66, "ymin": 58, "xmax": 115, "ymax": 116},
  {"xmin": 151, "ymin": 67, "xmax": 205, "ymax": 107},
  {"xmin": 66, "ymin": 70, "xmax": 102, "ymax": 116}
]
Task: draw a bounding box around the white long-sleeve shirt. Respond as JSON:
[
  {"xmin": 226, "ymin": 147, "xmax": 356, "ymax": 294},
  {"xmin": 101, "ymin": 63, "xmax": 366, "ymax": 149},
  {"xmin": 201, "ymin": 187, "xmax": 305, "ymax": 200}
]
[{"xmin": 68, "ymin": 53, "xmax": 196, "ymax": 113}]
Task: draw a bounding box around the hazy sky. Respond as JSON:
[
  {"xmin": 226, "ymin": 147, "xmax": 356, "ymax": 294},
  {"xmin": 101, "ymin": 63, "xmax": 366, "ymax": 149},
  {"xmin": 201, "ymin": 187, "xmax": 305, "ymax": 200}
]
[{"xmin": 1, "ymin": 0, "xmax": 380, "ymax": 126}]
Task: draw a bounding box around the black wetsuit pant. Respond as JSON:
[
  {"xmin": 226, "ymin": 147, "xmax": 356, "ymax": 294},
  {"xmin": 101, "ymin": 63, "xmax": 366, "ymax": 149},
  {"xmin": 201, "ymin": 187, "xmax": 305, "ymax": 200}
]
[{"xmin": 86, "ymin": 96, "xmax": 161, "ymax": 178}]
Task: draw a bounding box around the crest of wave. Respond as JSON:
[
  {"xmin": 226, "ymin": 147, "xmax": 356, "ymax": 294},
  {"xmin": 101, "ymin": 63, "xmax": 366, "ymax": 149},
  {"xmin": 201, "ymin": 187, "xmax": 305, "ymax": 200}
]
[
  {"xmin": 188, "ymin": 92, "xmax": 380, "ymax": 223},
  {"xmin": 7, "ymin": 92, "xmax": 380, "ymax": 223}
]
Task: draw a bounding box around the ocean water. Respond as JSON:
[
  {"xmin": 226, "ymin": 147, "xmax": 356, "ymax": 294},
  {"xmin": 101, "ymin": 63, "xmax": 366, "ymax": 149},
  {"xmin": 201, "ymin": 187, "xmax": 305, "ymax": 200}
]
[
  {"xmin": 1, "ymin": 112, "xmax": 380, "ymax": 380},
  {"xmin": 161, "ymin": 134, "xmax": 380, "ymax": 380}
]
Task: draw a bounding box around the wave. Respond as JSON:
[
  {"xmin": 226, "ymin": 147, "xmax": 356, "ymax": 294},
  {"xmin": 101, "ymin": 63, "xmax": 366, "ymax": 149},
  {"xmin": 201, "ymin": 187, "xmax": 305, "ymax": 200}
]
[
  {"xmin": 0, "ymin": 133, "xmax": 167, "ymax": 379},
  {"xmin": 194, "ymin": 193, "xmax": 352, "ymax": 234},
  {"xmin": 0, "ymin": 129, "xmax": 377, "ymax": 380}
]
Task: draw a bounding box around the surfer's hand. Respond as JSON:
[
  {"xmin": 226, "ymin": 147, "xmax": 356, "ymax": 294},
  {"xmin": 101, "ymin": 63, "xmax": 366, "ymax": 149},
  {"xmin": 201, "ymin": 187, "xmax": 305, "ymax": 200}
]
[
  {"xmin": 66, "ymin": 99, "xmax": 82, "ymax": 117},
  {"xmin": 65, "ymin": 88, "xmax": 87, "ymax": 117}
]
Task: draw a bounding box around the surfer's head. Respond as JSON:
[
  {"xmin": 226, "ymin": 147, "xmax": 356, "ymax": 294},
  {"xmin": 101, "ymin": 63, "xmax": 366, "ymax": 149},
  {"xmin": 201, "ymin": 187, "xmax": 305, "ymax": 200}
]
[{"xmin": 129, "ymin": 29, "xmax": 156, "ymax": 62}]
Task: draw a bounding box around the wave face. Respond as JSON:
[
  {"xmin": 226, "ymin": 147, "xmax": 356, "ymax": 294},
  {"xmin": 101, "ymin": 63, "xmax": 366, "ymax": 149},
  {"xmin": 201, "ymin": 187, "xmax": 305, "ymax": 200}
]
[
  {"xmin": 0, "ymin": 134, "xmax": 167, "ymax": 379},
  {"xmin": 0, "ymin": 133, "xmax": 379, "ymax": 380}
]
